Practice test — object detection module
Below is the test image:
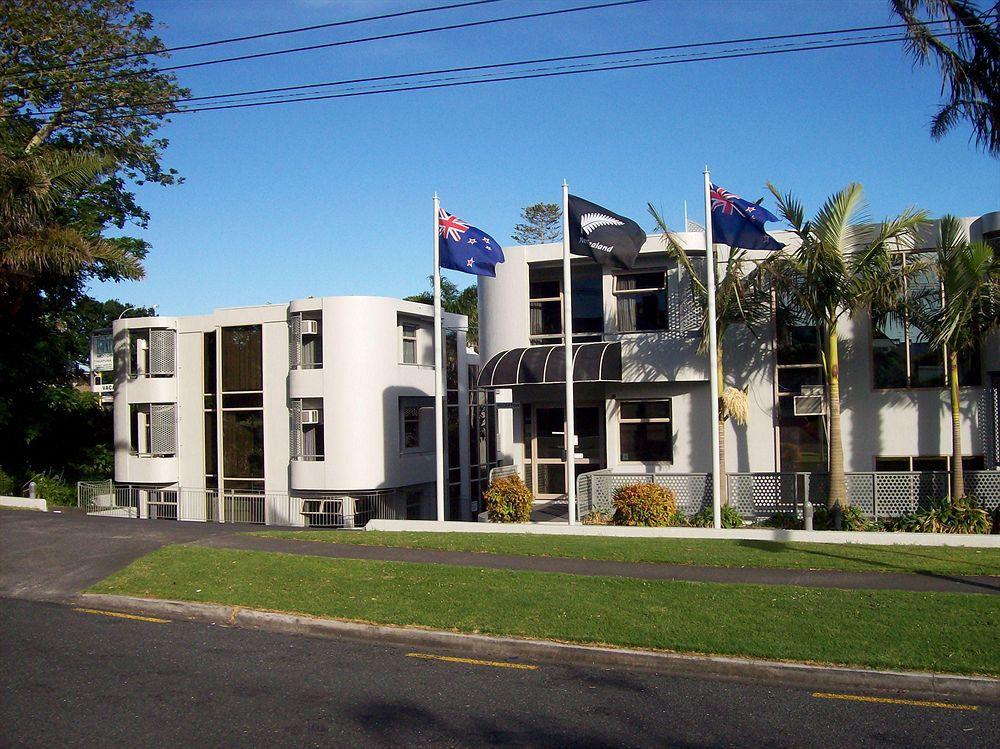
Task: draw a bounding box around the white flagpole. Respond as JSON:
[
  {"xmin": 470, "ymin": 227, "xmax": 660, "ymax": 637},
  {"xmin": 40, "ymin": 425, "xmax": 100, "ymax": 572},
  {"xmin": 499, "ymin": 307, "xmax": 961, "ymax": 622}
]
[
  {"xmin": 562, "ymin": 180, "xmax": 577, "ymax": 525},
  {"xmin": 433, "ymin": 193, "xmax": 445, "ymax": 522},
  {"xmin": 703, "ymin": 169, "xmax": 722, "ymax": 529}
]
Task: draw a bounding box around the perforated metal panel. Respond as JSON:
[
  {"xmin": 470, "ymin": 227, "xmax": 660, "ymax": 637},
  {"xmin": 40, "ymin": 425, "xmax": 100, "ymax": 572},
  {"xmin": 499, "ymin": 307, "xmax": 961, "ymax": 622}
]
[
  {"xmin": 966, "ymin": 471, "xmax": 1000, "ymax": 512},
  {"xmin": 289, "ymin": 315, "xmax": 302, "ymax": 369},
  {"xmin": 580, "ymin": 471, "xmax": 710, "ymax": 517},
  {"xmin": 148, "ymin": 330, "xmax": 175, "ymax": 375},
  {"xmin": 289, "ymin": 400, "xmax": 302, "ymax": 459},
  {"xmin": 872, "ymin": 472, "xmax": 948, "ymax": 517},
  {"xmin": 149, "ymin": 404, "xmax": 176, "ymax": 455}
]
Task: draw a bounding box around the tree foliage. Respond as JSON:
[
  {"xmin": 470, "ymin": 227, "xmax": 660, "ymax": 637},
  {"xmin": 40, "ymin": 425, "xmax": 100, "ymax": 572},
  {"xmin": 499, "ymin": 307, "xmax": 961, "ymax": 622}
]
[
  {"xmin": 890, "ymin": 0, "xmax": 1000, "ymax": 155},
  {"xmin": 512, "ymin": 202, "xmax": 561, "ymax": 244},
  {"xmin": 406, "ymin": 276, "xmax": 480, "ymax": 348}
]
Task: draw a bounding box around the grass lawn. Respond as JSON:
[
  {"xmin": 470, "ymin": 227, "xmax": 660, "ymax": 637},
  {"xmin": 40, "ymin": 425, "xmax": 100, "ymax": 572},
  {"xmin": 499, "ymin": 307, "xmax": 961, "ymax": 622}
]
[
  {"xmin": 91, "ymin": 545, "xmax": 1000, "ymax": 676},
  {"xmin": 249, "ymin": 530, "xmax": 1000, "ymax": 576}
]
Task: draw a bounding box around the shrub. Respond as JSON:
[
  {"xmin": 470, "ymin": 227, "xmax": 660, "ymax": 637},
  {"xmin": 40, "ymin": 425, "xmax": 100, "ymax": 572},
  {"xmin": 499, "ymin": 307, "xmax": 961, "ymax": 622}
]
[
  {"xmin": 812, "ymin": 504, "xmax": 878, "ymax": 532},
  {"xmin": 690, "ymin": 504, "xmax": 744, "ymax": 528},
  {"xmin": 611, "ymin": 482, "xmax": 677, "ymax": 527},
  {"xmin": 0, "ymin": 469, "xmax": 16, "ymax": 497},
  {"xmin": 756, "ymin": 512, "xmax": 802, "ymax": 530},
  {"xmin": 483, "ymin": 475, "xmax": 533, "ymax": 523},
  {"xmin": 581, "ymin": 509, "xmax": 611, "ymax": 525},
  {"xmin": 30, "ymin": 473, "xmax": 76, "ymax": 506},
  {"xmin": 893, "ymin": 496, "xmax": 992, "ymax": 535}
]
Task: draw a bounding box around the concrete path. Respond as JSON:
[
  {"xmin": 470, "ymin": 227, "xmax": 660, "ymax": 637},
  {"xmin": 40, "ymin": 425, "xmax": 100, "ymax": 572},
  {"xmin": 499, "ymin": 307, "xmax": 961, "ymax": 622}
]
[{"xmin": 196, "ymin": 533, "xmax": 1000, "ymax": 595}]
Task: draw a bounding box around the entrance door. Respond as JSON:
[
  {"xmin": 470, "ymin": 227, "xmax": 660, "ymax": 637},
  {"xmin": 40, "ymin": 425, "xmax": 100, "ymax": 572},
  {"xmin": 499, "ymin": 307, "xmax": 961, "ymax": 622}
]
[{"xmin": 524, "ymin": 404, "xmax": 604, "ymax": 500}]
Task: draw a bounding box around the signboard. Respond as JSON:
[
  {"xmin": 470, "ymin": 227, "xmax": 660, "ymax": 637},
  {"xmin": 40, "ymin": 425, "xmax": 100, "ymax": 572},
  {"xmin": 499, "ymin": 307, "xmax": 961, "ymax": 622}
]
[{"xmin": 90, "ymin": 331, "xmax": 114, "ymax": 372}]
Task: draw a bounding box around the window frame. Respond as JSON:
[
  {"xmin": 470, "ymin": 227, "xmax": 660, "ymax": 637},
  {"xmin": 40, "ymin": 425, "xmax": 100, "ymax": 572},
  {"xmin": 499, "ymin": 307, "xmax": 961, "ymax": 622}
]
[
  {"xmin": 613, "ymin": 270, "xmax": 668, "ymax": 333},
  {"xmin": 401, "ymin": 323, "xmax": 418, "ymax": 365},
  {"xmin": 618, "ymin": 399, "xmax": 673, "ymax": 464}
]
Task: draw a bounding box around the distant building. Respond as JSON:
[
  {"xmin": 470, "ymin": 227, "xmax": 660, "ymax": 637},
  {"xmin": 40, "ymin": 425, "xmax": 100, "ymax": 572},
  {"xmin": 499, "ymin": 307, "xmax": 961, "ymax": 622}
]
[{"xmin": 111, "ymin": 296, "xmax": 496, "ymax": 524}]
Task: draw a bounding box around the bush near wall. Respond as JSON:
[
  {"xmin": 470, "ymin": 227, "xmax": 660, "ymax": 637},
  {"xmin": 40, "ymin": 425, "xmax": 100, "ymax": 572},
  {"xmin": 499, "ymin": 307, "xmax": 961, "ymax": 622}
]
[
  {"xmin": 893, "ymin": 496, "xmax": 992, "ymax": 534},
  {"xmin": 484, "ymin": 475, "xmax": 533, "ymax": 523},
  {"xmin": 30, "ymin": 473, "xmax": 75, "ymax": 506},
  {"xmin": 691, "ymin": 504, "xmax": 744, "ymax": 529},
  {"xmin": 612, "ymin": 482, "xmax": 677, "ymax": 527}
]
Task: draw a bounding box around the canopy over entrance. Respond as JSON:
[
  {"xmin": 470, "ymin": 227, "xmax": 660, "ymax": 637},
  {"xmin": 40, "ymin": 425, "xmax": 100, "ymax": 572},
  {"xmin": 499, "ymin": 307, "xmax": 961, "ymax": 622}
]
[{"xmin": 476, "ymin": 342, "xmax": 622, "ymax": 389}]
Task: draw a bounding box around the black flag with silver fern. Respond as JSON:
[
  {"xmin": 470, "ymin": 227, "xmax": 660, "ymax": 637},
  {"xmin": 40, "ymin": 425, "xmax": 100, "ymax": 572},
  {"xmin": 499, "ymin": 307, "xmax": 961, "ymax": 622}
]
[{"xmin": 566, "ymin": 194, "xmax": 646, "ymax": 270}]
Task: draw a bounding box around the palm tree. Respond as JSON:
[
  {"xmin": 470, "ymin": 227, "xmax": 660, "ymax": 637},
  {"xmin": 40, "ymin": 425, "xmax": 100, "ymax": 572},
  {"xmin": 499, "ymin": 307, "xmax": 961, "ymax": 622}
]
[
  {"xmin": 765, "ymin": 183, "xmax": 928, "ymax": 526},
  {"xmin": 0, "ymin": 134, "xmax": 143, "ymax": 291},
  {"xmin": 648, "ymin": 205, "xmax": 774, "ymax": 503},
  {"xmin": 909, "ymin": 215, "xmax": 1000, "ymax": 499}
]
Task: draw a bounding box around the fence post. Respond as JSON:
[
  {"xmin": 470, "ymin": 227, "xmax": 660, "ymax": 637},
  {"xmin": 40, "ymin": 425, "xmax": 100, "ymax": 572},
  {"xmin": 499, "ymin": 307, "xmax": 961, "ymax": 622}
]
[
  {"xmin": 343, "ymin": 495, "xmax": 356, "ymax": 529},
  {"xmin": 219, "ymin": 491, "xmax": 226, "ymax": 524},
  {"xmin": 27, "ymin": 481, "xmax": 36, "ymax": 500}
]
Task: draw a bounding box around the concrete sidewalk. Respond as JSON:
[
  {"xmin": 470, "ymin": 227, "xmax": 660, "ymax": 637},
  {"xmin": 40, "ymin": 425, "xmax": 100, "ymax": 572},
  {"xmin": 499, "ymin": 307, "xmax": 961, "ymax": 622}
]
[{"xmin": 194, "ymin": 534, "xmax": 1000, "ymax": 595}]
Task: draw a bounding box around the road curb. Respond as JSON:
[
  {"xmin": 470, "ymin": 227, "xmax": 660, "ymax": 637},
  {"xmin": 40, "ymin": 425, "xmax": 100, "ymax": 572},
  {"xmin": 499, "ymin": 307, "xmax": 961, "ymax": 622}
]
[{"xmin": 79, "ymin": 593, "xmax": 1000, "ymax": 705}]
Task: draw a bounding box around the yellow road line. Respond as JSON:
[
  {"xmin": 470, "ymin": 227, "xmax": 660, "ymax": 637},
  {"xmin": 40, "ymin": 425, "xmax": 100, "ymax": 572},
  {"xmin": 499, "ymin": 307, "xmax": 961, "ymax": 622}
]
[
  {"xmin": 812, "ymin": 692, "xmax": 978, "ymax": 711},
  {"xmin": 73, "ymin": 607, "xmax": 170, "ymax": 624},
  {"xmin": 407, "ymin": 652, "xmax": 537, "ymax": 670}
]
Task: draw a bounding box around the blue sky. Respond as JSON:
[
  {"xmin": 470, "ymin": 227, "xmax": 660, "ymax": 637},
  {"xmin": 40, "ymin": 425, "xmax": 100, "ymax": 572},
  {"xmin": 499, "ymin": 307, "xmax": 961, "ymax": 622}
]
[{"xmin": 89, "ymin": 0, "xmax": 999, "ymax": 315}]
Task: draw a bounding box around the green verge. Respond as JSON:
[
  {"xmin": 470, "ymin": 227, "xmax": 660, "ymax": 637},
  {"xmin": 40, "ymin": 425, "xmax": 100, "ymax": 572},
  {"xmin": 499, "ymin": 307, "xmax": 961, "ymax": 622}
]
[
  {"xmin": 90, "ymin": 545, "xmax": 1000, "ymax": 676},
  {"xmin": 249, "ymin": 530, "xmax": 1000, "ymax": 576}
]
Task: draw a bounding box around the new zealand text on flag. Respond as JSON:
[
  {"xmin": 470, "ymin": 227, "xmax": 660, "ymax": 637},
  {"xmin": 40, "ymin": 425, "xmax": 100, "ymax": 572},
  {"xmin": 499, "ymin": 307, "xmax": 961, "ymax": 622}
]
[
  {"xmin": 438, "ymin": 208, "xmax": 505, "ymax": 277},
  {"xmin": 567, "ymin": 195, "xmax": 646, "ymax": 270},
  {"xmin": 710, "ymin": 184, "xmax": 784, "ymax": 251}
]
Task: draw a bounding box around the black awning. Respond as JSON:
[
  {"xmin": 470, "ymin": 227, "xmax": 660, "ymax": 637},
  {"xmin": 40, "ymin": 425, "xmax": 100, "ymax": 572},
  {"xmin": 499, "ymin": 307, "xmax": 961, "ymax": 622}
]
[{"xmin": 477, "ymin": 342, "xmax": 622, "ymax": 388}]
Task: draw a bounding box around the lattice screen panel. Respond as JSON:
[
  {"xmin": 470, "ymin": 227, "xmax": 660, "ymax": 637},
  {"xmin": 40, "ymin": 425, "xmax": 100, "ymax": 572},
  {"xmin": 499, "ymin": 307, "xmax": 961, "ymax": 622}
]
[
  {"xmin": 149, "ymin": 404, "xmax": 176, "ymax": 455},
  {"xmin": 289, "ymin": 400, "xmax": 302, "ymax": 459},
  {"xmin": 289, "ymin": 315, "xmax": 302, "ymax": 369},
  {"xmin": 148, "ymin": 330, "xmax": 175, "ymax": 375}
]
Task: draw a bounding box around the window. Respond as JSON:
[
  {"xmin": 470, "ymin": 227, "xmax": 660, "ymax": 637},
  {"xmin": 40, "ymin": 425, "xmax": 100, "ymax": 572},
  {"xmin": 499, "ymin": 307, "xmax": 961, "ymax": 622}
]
[
  {"xmin": 128, "ymin": 329, "xmax": 175, "ymax": 377},
  {"xmin": 404, "ymin": 408, "xmax": 420, "ymax": 448},
  {"xmin": 528, "ymin": 264, "xmax": 603, "ymax": 345},
  {"xmin": 619, "ymin": 400, "xmax": 672, "ymax": 463},
  {"xmin": 774, "ymin": 301, "xmax": 827, "ymax": 472},
  {"xmin": 291, "ymin": 400, "xmax": 324, "ymax": 460},
  {"xmin": 221, "ymin": 325, "xmax": 264, "ymax": 493},
  {"xmin": 399, "ymin": 397, "xmax": 432, "ymax": 452},
  {"xmin": 301, "ymin": 314, "xmax": 323, "ymax": 368},
  {"xmin": 875, "ymin": 455, "xmax": 985, "ymax": 472},
  {"xmin": 872, "ymin": 254, "xmax": 981, "ymax": 388},
  {"xmin": 615, "ymin": 271, "xmax": 667, "ymax": 332},
  {"xmin": 129, "ymin": 403, "xmax": 176, "ymax": 456},
  {"xmin": 401, "ymin": 324, "xmax": 417, "ymax": 364}
]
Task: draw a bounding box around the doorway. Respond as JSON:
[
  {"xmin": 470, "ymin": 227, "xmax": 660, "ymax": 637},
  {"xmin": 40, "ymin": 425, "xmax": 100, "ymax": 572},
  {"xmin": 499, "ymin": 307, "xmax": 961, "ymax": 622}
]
[{"xmin": 523, "ymin": 404, "xmax": 604, "ymax": 500}]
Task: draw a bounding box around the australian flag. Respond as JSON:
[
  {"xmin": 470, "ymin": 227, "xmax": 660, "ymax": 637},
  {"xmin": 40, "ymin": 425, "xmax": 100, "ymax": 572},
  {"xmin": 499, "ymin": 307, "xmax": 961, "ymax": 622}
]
[
  {"xmin": 438, "ymin": 208, "xmax": 505, "ymax": 277},
  {"xmin": 710, "ymin": 184, "xmax": 784, "ymax": 251}
]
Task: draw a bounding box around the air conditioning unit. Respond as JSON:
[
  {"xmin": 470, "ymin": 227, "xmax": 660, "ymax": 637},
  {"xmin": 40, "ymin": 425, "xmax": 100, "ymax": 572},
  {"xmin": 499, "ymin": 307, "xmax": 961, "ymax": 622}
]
[
  {"xmin": 301, "ymin": 409, "xmax": 321, "ymax": 425},
  {"xmin": 300, "ymin": 319, "xmax": 319, "ymax": 336},
  {"xmin": 793, "ymin": 394, "xmax": 826, "ymax": 417},
  {"xmin": 800, "ymin": 384, "xmax": 824, "ymax": 398}
]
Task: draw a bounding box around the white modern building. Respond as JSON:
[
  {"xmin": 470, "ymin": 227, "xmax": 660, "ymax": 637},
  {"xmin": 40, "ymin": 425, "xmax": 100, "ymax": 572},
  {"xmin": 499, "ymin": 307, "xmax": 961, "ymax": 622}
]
[
  {"xmin": 476, "ymin": 211, "xmax": 1000, "ymax": 519},
  {"xmin": 110, "ymin": 296, "xmax": 497, "ymax": 525}
]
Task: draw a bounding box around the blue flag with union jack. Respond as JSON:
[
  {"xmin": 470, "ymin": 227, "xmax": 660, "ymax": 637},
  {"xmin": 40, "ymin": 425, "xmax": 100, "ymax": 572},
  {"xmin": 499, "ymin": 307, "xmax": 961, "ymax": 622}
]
[
  {"xmin": 710, "ymin": 184, "xmax": 784, "ymax": 251},
  {"xmin": 438, "ymin": 208, "xmax": 504, "ymax": 277}
]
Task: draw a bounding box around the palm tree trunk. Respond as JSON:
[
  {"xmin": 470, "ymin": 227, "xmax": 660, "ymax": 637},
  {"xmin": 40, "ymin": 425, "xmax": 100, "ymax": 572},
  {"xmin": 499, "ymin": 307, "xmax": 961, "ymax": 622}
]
[
  {"xmin": 717, "ymin": 345, "xmax": 728, "ymax": 506},
  {"xmin": 825, "ymin": 321, "xmax": 847, "ymax": 512},
  {"xmin": 949, "ymin": 349, "xmax": 965, "ymax": 500}
]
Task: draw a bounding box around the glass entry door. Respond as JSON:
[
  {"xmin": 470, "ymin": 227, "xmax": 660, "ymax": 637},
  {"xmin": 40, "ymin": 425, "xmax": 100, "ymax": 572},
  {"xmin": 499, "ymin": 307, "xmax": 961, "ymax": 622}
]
[{"xmin": 524, "ymin": 404, "xmax": 604, "ymax": 500}]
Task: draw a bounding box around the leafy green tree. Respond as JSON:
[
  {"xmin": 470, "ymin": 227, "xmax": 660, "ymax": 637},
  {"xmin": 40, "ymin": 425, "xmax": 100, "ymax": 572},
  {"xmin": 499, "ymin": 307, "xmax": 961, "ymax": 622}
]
[
  {"xmin": 909, "ymin": 215, "xmax": 1000, "ymax": 499},
  {"xmin": 406, "ymin": 276, "xmax": 479, "ymax": 348},
  {"xmin": 890, "ymin": 0, "xmax": 1000, "ymax": 155},
  {"xmin": 512, "ymin": 202, "xmax": 561, "ymax": 244},
  {"xmin": 648, "ymin": 205, "xmax": 775, "ymax": 503},
  {"xmin": 2, "ymin": 0, "xmax": 189, "ymax": 230},
  {"xmin": 766, "ymin": 183, "xmax": 928, "ymax": 524}
]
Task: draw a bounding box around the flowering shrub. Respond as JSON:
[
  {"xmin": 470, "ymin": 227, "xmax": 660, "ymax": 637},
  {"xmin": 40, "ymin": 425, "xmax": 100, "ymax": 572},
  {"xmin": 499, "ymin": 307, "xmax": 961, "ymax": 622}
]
[
  {"xmin": 612, "ymin": 482, "xmax": 677, "ymax": 527},
  {"xmin": 484, "ymin": 475, "xmax": 533, "ymax": 523}
]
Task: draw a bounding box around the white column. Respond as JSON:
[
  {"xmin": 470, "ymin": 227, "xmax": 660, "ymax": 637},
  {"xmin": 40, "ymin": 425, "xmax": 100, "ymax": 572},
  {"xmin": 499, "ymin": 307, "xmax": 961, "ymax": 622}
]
[
  {"xmin": 562, "ymin": 181, "xmax": 577, "ymax": 525},
  {"xmin": 703, "ymin": 169, "xmax": 722, "ymax": 529},
  {"xmin": 433, "ymin": 194, "xmax": 446, "ymax": 521}
]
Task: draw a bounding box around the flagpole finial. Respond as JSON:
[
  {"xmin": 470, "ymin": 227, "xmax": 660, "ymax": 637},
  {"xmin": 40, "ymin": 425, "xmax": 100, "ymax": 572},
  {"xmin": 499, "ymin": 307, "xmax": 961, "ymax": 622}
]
[
  {"xmin": 562, "ymin": 179, "xmax": 568, "ymax": 188},
  {"xmin": 433, "ymin": 191, "xmax": 438, "ymax": 200}
]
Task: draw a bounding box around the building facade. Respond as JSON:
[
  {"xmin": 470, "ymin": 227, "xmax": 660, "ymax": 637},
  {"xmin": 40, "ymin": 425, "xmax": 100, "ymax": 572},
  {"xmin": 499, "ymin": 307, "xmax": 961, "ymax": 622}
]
[
  {"xmin": 477, "ymin": 212, "xmax": 1000, "ymax": 508},
  {"xmin": 112, "ymin": 296, "xmax": 494, "ymax": 524}
]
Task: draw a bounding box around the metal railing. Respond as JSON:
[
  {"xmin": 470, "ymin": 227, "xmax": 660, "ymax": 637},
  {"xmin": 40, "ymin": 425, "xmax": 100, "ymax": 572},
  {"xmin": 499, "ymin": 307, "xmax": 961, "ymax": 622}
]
[
  {"xmin": 577, "ymin": 469, "xmax": 1000, "ymax": 522},
  {"xmin": 77, "ymin": 482, "xmax": 403, "ymax": 527}
]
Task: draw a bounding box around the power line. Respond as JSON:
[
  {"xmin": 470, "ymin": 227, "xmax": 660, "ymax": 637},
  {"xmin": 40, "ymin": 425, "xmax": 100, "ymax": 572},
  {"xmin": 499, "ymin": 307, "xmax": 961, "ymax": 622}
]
[
  {"xmin": 74, "ymin": 31, "xmax": 959, "ymax": 119},
  {"xmin": 24, "ymin": 0, "xmax": 511, "ymax": 74},
  {"xmin": 66, "ymin": 0, "xmax": 652, "ymax": 87},
  {"xmin": 29, "ymin": 20, "xmax": 961, "ymax": 118}
]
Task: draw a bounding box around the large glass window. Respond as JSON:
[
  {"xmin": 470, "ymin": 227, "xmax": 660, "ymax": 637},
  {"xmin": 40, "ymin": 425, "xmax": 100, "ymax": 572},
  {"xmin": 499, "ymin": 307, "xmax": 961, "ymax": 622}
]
[
  {"xmin": 221, "ymin": 325, "xmax": 264, "ymax": 492},
  {"xmin": 872, "ymin": 254, "xmax": 980, "ymax": 388},
  {"xmin": 222, "ymin": 411, "xmax": 264, "ymax": 479},
  {"xmin": 221, "ymin": 325, "xmax": 262, "ymax": 392},
  {"xmin": 619, "ymin": 400, "xmax": 672, "ymax": 463},
  {"xmin": 614, "ymin": 271, "xmax": 667, "ymax": 333},
  {"xmin": 528, "ymin": 265, "xmax": 603, "ymax": 345},
  {"xmin": 875, "ymin": 455, "xmax": 985, "ymax": 472},
  {"xmin": 775, "ymin": 301, "xmax": 827, "ymax": 472}
]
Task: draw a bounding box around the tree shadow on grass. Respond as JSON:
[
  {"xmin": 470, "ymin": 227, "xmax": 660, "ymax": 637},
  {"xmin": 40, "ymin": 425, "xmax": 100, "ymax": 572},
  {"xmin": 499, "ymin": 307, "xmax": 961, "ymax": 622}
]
[{"xmin": 734, "ymin": 539, "xmax": 1000, "ymax": 594}]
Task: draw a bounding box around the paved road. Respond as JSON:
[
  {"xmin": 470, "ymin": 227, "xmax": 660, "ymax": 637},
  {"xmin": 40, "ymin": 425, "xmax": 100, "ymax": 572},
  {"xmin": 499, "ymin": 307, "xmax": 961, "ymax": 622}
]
[{"xmin": 2, "ymin": 597, "xmax": 996, "ymax": 748}]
